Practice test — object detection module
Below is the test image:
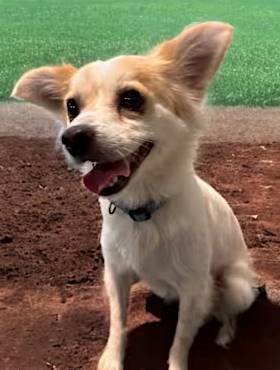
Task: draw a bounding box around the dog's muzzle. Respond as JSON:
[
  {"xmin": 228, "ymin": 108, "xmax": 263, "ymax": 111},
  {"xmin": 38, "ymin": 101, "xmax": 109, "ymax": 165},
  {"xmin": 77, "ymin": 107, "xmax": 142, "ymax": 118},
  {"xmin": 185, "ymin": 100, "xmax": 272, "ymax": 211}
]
[{"xmin": 61, "ymin": 124, "xmax": 154, "ymax": 197}]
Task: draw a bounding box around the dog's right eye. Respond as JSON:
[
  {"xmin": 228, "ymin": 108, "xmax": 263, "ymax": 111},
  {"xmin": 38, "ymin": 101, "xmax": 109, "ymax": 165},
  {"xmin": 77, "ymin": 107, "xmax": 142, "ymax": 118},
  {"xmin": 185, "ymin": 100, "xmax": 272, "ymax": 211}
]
[
  {"xmin": 118, "ymin": 89, "xmax": 145, "ymax": 113},
  {"xmin": 66, "ymin": 98, "xmax": 79, "ymax": 121}
]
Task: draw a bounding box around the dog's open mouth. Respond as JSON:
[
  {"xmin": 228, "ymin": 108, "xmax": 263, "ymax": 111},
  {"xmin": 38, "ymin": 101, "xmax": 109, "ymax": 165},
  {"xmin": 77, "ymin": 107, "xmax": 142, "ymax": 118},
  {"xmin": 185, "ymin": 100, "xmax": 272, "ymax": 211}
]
[{"xmin": 83, "ymin": 141, "xmax": 154, "ymax": 196}]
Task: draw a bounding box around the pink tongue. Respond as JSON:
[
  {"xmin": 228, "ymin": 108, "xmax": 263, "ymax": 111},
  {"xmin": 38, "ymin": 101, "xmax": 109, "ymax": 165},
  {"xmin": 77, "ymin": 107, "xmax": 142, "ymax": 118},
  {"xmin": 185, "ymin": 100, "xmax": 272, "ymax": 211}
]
[{"xmin": 83, "ymin": 160, "xmax": 130, "ymax": 194}]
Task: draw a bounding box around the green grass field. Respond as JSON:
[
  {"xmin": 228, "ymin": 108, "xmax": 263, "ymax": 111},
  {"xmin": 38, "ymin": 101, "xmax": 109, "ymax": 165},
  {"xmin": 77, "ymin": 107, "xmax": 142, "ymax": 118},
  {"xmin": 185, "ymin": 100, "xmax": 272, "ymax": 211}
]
[{"xmin": 1, "ymin": 0, "xmax": 280, "ymax": 105}]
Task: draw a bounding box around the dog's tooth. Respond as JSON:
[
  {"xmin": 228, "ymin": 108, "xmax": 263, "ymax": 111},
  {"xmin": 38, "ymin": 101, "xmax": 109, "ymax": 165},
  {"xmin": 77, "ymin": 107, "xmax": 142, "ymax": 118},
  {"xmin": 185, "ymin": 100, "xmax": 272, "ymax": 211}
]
[
  {"xmin": 107, "ymin": 177, "xmax": 119, "ymax": 187},
  {"xmin": 105, "ymin": 176, "xmax": 119, "ymax": 187}
]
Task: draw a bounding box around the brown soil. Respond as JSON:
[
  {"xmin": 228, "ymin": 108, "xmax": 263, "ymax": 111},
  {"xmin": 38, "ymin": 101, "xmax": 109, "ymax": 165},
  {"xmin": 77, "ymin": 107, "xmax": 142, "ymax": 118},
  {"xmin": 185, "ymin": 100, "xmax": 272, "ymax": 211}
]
[{"xmin": 0, "ymin": 137, "xmax": 279, "ymax": 370}]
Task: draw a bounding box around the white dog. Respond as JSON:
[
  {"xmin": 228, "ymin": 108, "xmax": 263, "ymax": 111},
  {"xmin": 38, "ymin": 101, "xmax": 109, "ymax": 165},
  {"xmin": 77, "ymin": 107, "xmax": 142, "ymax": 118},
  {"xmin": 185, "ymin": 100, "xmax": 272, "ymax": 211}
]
[{"xmin": 12, "ymin": 22, "xmax": 256, "ymax": 370}]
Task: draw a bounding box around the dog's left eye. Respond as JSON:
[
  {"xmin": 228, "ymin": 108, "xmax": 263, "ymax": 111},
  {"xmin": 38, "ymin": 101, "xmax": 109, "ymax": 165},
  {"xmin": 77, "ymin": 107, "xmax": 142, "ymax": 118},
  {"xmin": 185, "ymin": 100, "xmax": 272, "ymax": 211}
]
[
  {"xmin": 66, "ymin": 98, "xmax": 80, "ymax": 121},
  {"xmin": 118, "ymin": 89, "xmax": 145, "ymax": 113}
]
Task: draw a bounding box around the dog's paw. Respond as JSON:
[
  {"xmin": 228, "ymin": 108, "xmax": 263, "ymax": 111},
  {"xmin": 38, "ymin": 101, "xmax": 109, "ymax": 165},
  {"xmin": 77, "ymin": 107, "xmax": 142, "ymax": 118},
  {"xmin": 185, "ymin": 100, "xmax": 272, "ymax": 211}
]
[{"xmin": 97, "ymin": 348, "xmax": 124, "ymax": 370}]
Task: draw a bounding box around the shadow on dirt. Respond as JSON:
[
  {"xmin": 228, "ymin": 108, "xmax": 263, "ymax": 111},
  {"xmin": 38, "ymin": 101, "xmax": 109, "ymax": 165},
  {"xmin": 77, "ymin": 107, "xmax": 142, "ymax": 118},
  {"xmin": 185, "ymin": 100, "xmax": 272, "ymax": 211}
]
[{"xmin": 125, "ymin": 293, "xmax": 280, "ymax": 370}]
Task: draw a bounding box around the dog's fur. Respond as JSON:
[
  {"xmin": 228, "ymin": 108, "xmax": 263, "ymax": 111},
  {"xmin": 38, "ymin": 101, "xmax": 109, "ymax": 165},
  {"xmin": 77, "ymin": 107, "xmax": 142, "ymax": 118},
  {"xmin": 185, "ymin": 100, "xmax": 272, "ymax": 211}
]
[{"xmin": 12, "ymin": 22, "xmax": 256, "ymax": 370}]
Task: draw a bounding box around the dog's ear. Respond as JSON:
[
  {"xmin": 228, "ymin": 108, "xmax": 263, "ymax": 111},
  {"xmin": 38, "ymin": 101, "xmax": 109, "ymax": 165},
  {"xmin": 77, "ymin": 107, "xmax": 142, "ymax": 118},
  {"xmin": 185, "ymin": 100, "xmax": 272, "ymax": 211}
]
[
  {"xmin": 11, "ymin": 64, "xmax": 76, "ymax": 113},
  {"xmin": 152, "ymin": 22, "xmax": 233, "ymax": 103}
]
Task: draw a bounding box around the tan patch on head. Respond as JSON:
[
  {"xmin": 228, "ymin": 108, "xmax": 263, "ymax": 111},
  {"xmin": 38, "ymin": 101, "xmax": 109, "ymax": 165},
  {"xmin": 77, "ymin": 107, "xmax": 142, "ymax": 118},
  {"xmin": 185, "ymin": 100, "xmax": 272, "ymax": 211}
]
[
  {"xmin": 66, "ymin": 58, "xmax": 151, "ymax": 115},
  {"xmin": 66, "ymin": 56, "xmax": 195, "ymax": 122},
  {"xmin": 118, "ymin": 56, "xmax": 197, "ymax": 120},
  {"xmin": 66, "ymin": 62, "xmax": 103, "ymax": 109}
]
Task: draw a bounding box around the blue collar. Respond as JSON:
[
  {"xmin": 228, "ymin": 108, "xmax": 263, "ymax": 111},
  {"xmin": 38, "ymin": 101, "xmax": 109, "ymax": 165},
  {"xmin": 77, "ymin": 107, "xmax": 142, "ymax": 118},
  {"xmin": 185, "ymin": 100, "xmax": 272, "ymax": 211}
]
[{"xmin": 108, "ymin": 199, "xmax": 166, "ymax": 222}]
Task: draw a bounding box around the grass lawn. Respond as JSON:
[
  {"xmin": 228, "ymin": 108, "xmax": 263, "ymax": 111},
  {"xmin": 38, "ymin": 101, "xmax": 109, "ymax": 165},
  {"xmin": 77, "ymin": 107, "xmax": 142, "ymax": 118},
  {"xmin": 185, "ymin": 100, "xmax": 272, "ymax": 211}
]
[{"xmin": 1, "ymin": 0, "xmax": 280, "ymax": 106}]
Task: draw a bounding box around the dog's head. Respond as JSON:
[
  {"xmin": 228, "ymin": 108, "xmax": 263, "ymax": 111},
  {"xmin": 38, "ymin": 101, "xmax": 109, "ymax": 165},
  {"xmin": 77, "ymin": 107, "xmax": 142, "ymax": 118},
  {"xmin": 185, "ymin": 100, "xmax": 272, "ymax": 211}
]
[{"xmin": 12, "ymin": 22, "xmax": 233, "ymax": 199}]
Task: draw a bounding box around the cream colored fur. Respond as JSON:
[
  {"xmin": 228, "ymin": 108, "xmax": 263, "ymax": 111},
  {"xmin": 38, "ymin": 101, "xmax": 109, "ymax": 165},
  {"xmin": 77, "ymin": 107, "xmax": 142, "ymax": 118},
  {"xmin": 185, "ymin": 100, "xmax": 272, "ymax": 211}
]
[{"xmin": 12, "ymin": 22, "xmax": 256, "ymax": 370}]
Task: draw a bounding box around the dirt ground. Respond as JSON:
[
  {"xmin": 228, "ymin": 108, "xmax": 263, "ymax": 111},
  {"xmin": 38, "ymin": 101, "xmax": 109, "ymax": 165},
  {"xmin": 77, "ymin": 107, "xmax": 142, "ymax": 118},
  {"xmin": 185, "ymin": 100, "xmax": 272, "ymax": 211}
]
[{"xmin": 0, "ymin": 136, "xmax": 279, "ymax": 370}]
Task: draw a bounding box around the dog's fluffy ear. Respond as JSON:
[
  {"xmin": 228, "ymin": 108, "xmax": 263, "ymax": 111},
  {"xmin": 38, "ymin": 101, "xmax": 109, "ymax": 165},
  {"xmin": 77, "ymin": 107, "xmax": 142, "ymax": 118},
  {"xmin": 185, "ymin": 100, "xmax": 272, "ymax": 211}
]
[
  {"xmin": 11, "ymin": 64, "xmax": 76, "ymax": 112},
  {"xmin": 152, "ymin": 22, "xmax": 233, "ymax": 103}
]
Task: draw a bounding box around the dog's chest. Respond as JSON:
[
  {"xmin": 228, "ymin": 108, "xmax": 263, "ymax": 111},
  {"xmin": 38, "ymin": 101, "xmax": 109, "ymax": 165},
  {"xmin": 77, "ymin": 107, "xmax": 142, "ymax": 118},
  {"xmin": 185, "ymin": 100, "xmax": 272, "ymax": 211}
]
[
  {"xmin": 102, "ymin": 215, "xmax": 197, "ymax": 300},
  {"xmin": 134, "ymin": 242, "xmax": 180, "ymax": 300},
  {"xmin": 124, "ymin": 233, "xmax": 178, "ymax": 299}
]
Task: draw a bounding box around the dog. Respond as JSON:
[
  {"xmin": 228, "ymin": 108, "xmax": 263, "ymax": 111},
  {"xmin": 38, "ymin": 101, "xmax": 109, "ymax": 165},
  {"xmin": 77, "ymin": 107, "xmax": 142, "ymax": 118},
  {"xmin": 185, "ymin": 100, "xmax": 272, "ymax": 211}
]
[{"xmin": 12, "ymin": 22, "xmax": 257, "ymax": 370}]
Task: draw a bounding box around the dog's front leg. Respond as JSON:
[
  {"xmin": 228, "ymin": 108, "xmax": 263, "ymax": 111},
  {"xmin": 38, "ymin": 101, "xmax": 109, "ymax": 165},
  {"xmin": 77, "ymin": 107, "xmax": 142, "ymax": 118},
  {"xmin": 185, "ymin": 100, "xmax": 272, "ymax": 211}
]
[
  {"xmin": 97, "ymin": 263, "xmax": 133, "ymax": 370},
  {"xmin": 168, "ymin": 280, "xmax": 212, "ymax": 370}
]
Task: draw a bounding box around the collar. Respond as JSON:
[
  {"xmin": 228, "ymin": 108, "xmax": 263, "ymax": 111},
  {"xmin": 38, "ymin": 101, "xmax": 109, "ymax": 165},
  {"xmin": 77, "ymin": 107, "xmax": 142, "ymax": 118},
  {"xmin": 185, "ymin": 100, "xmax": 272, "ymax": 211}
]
[{"xmin": 108, "ymin": 199, "xmax": 166, "ymax": 222}]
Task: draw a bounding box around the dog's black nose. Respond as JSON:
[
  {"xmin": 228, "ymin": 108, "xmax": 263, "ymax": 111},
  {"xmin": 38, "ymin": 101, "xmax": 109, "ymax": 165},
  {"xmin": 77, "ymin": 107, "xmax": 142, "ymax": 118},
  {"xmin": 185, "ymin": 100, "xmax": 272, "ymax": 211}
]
[{"xmin": 61, "ymin": 124, "xmax": 93, "ymax": 158}]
